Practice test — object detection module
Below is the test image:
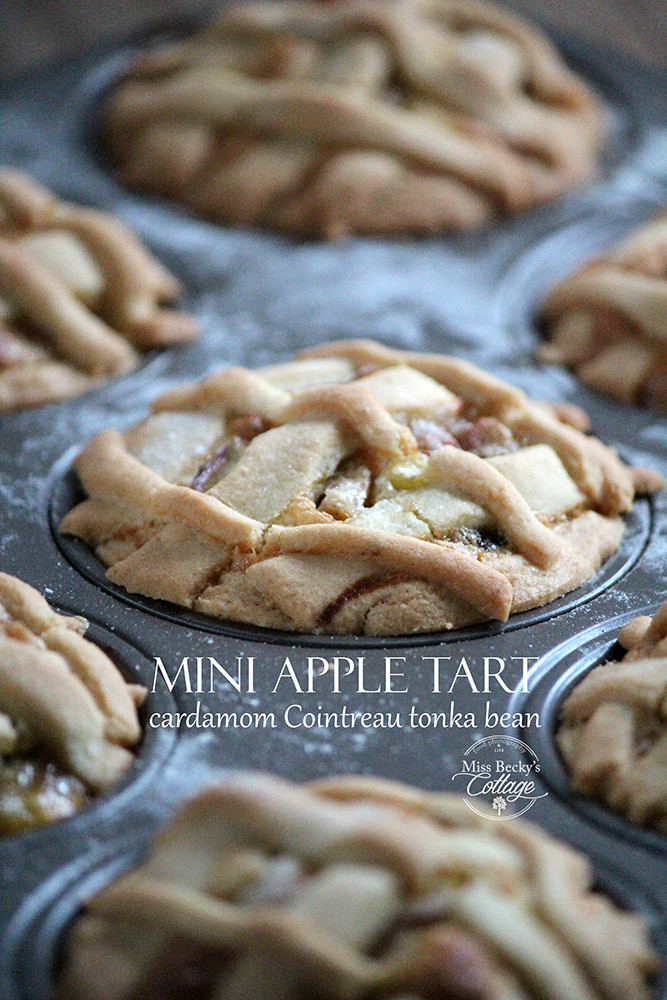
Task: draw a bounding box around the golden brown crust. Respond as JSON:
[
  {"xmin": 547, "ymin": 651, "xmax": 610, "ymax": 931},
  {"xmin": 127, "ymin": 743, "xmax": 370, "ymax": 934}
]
[
  {"xmin": 0, "ymin": 168, "xmax": 197, "ymax": 411},
  {"xmin": 558, "ymin": 597, "xmax": 667, "ymax": 831},
  {"xmin": 62, "ymin": 428, "xmax": 266, "ymax": 551},
  {"xmin": 104, "ymin": 0, "xmax": 604, "ymax": 238},
  {"xmin": 59, "ymin": 340, "xmax": 661, "ymax": 636},
  {"xmin": 541, "ymin": 213, "xmax": 667, "ymax": 412},
  {"xmin": 263, "ymin": 522, "xmax": 513, "ymax": 620},
  {"xmin": 57, "ymin": 773, "xmax": 657, "ymax": 1000},
  {"xmin": 0, "ymin": 571, "xmax": 145, "ymax": 794}
]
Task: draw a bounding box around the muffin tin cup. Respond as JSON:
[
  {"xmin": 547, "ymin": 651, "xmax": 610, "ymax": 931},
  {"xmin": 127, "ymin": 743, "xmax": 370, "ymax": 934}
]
[
  {"xmin": 511, "ymin": 610, "xmax": 667, "ymax": 856},
  {"xmin": 1, "ymin": 18, "xmax": 667, "ymax": 1000},
  {"xmin": 591, "ymin": 860, "xmax": 667, "ymax": 1000},
  {"xmin": 493, "ymin": 196, "xmax": 667, "ymax": 360},
  {"xmin": 50, "ymin": 462, "xmax": 655, "ymax": 648},
  {"xmin": 0, "ymin": 839, "xmax": 142, "ymax": 1000},
  {"xmin": 0, "ymin": 620, "xmax": 178, "ymax": 841},
  {"xmin": 2, "ymin": 775, "xmax": 664, "ymax": 1000},
  {"xmin": 0, "ymin": 624, "xmax": 177, "ymax": 981}
]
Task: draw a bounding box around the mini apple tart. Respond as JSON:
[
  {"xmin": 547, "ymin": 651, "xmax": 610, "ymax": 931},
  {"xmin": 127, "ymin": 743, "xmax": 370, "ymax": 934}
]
[
  {"xmin": 0, "ymin": 169, "xmax": 197, "ymax": 411},
  {"xmin": 57, "ymin": 772, "xmax": 657, "ymax": 1000},
  {"xmin": 59, "ymin": 339, "xmax": 663, "ymax": 635},
  {"xmin": 540, "ymin": 212, "xmax": 667, "ymax": 412},
  {"xmin": 558, "ymin": 598, "xmax": 667, "ymax": 832},
  {"xmin": 0, "ymin": 571, "xmax": 145, "ymax": 836},
  {"xmin": 104, "ymin": 0, "xmax": 604, "ymax": 238}
]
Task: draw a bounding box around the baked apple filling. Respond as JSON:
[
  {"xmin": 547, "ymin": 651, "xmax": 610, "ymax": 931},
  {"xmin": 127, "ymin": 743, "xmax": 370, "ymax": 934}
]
[
  {"xmin": 0, "ymin": 572, "xmax": 145, "ymax": 835},
  {"xmin": 60, "ymin": 340, "xmax": 662, "ymax": 635},
  {"xmin": 0, "ymin": 756, "xmax": 87, "ymax": 836}
]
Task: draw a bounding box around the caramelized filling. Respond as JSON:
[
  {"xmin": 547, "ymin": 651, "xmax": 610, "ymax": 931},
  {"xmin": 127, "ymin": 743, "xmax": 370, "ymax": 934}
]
[
  {"xmin": 0, "ymin": 756, "xmax": 88, "ymax": 836},
  {"xmin": 455, "ymin": 526, "xmax": 507, "ymax": 551}
]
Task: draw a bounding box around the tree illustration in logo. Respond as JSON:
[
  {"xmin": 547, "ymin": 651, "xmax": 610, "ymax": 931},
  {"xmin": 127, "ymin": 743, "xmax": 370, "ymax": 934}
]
[{"xmin": 493, "ymin": 796, "xmax": 507, "ymax": 816}]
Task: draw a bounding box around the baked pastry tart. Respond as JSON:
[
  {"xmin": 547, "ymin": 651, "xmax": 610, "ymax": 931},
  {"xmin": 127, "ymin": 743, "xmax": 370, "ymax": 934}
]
[
  {"xmin": 558, "ymin": 597, "xmax": 667, "ymax": 832},
  {"xmin": 0, "ymin": 169, "xmax": 197, "ymax": 411},
  {"xmin": 57, "ymin": 772, "xmax": 657, "ymax": 1000},
  {"xmin": 540, "ymin": 212, "xmax": 667, "ymax": 412},
  {"xmin": 104, "ymin": 0, "xmax": 605, "ymax": 238},
  {"xmin": 59, "ymin": 339, "xmax": 663, "ymax": 635},
  {"xmin": 0, "ymin": 571, "xmax": 145, "ymax": 835}
]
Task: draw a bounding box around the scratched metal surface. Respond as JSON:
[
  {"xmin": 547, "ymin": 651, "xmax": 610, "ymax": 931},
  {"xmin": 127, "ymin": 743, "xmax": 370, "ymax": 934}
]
[{"xmin": 0, "ymin": 24, "xmax": 667, "ymax": 999}]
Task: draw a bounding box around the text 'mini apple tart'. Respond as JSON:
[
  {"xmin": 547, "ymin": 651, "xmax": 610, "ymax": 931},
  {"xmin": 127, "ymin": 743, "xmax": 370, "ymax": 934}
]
[
  {"xmin": 59, "ymin": 339, "xmax": 663, "ymax": 636},
  {"xmin": 558, "ymin": 597, "xmax": 667, "ymax": 833},
  {"xmin": 540, "ymin": 212, "xmax": 667, "ymax": 413},
  {"xmin": 0, "ymin": 169, "xmax": 197, "ymax": 411},
  {"xmin": 0, "ymin": 571, "xmax": 145, "ymax": 836},
  {"xmin": 57, "ymin": 772, "xmax": 657, "ymax": 1000},
  {"xmin": 104, "ymin": 0, "xmax": 605, "ymax": 238}
]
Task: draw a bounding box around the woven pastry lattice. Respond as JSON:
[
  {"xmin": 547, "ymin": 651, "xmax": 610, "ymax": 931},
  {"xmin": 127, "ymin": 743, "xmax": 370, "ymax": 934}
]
[
  {"xmin": 60, "ymin": 339, "xmax": 662, "ymax": 635},
  {"xmin": 559, "ymin": 598, "xmax": 667, "ymax": 831},
  {"xmin": 0, "ymin": 572, "xmax": 145, "ymax": 833},
  {"xmin": 0, "ymin": 169, "xmax": 196, "ymax": 410},
  {"xmin": 58, "ymin": 773, "xmax": 657, "ymax": 1000},
  {"xmin": 541, "ymin": 213, "xmax": 667, "ymax": 413},
  {"xmin": 105, "ymin": 0, "xmax": 605, "ymax": 237}
]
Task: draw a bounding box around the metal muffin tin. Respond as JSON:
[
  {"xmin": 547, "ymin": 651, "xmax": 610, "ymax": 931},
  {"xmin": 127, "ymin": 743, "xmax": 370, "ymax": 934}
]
[{"xmin": 1, "ymin": 19, "xmax": 667, "ymax": 999}]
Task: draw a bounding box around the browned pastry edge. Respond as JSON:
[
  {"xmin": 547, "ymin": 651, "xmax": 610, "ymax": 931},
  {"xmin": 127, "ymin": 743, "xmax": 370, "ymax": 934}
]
[
  {"xmin": 558, "ymin": 596, "xmax": 667, "ymax": 831},
  {"xmin": 59, "ymin": 339, "xmax": 662, "ymax": 636},
  {"xmin": 56, "ymin": 772, "xmax": 658, "ymax": 1000},
  {"xmin": 0, "ymin": 168, "xmax": 197, "ymax": 411},
  {"xmin": 540, "ymin": 213, "xmax": 667, "ymax": 413},
  {"xmin": 103, "ymin": 0, "xmax": 605, "ymax": 238},
  {"xmin": 0, "ymin": 571, "xmax": 145, "ymax": 793}
]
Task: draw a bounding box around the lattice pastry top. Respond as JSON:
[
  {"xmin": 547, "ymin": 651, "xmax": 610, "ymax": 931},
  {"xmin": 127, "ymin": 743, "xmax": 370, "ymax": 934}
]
[
  {"xmin": 0, "ymin": 571, "xmax": 145, "ymax": 835},
  {"xmin": 0, "ymin": 169, "xmax": 197, "ymax": 411},
  {"xmin": 104, "ymin": 0, "xmax": 605, "ymax": 238},
  {"xmin": 558, "ymin": 597, "xmax": 667, "ymax": 832},
  {"xmin": 60, "ymin": 339, "xmax": 663, "ymax": 635},
  {"xmin": 57, "ymin": 772, "xmax": 657, "ymax": 1000},
  {"xmin": 540, "ymin": 212, "xmax": 667, "ymax": 413}
]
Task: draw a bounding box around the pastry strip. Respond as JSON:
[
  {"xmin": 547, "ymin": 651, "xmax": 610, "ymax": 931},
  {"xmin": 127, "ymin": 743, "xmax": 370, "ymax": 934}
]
[
  {"xmin": 0, "ymin": 168, "xmax": 197, "ymax": 410},
  {"xmin": 62, "ymin": 429, "xmax": 265, "ymax": 550},
  {"xmin": 558, "ymin": 597, "xmax": 667, "ymax": 832},
  {"xmin": 265, "ymin": 522, "xmax": 514, "ymax": 620},
  {"xmin": 541, "ymin": 214, "xmax": 667, "ymax": 412},
  {"xmin": 104, "ymin": 0, "xmax": 604, "ymax": 237},
  {"xmin": 427, "ymin": 445, "xmax": 562, "ymax": 568},
  {"xmin": 57, "ymin": 773, "xmax": 657, "ymax": 1000},
  {"xmin": 0, "ymin": 238, "xmax": 137, "ymax": 376}
]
